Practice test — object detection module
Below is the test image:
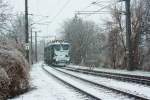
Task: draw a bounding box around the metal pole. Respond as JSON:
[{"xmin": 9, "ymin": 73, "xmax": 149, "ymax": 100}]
[
  {"xmin": 35, "ymin": 32, "xmax": 38, "ymax": 62},
  {"xmin": 31, "ymin": 28, "xmax": 33, "ymax": 64},
  {"xmin": 25, "ymin": 0, "xmax": 29, "ymax": 61},
  {"xmin": 125, "ymin": 0, "xmax": 133, "ymax": 70},
  {"xmin": 119, "ymin": 0, "xmax": 133, "ymax": 70}
]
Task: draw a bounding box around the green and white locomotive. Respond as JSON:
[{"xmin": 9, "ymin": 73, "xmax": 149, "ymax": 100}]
[{"xmin": 44, "ymin": 41, "xmax": 70, "ymax": 66}]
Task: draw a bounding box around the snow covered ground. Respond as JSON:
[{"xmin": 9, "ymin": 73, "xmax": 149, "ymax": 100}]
[
  {"xmin": 9, "ymin": 62, "xmax": 85, "ymax": 100},
  {"xmin": 58, "ymin": 68, "xmax": 150, "ymax": 99},
  {"xmin": 9, "ymin": 62, "xmax": 150, "ymax": 100},
  {"xmin": 67, "ymin": 64, "xmax": 150, "ymax": 77},
  {"xmin": 44, "ymin": 66, "xmax": 132, "ymax": 100}
]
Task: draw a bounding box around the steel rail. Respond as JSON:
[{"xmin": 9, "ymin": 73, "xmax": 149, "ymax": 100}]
[
  {"xmin": 42, "ymin": 66, "xmax": 101, "ymax": 100},
  {"xmin": 55, "ymin": 67, "xmax": 150, "ymax": 100},
  {"xmin": 62, "ymin": 67, "xmax": 150, "ymax": 86}
]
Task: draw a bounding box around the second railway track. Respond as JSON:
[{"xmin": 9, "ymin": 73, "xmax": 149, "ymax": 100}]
[
  {"xmin": 61, "ymin": 66, "xmax": 150, "ymax": 86},
  {"xmin": 43, "ymin": 65, "xmax": 150, "ymax": 100}
]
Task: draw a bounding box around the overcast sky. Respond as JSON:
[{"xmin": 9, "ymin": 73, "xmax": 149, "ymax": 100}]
[{"xmin": 9, "ymin": 0, "xmax": 113, "ymax": 39}]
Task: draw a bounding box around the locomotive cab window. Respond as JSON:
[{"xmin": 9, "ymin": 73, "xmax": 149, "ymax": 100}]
[
  {"xmin": 53, "ymin": 45, "xmax": 61, "ymax": 51},
  {"xmin": 62, "ymin": 44, "xmax": 69, "ymax": 50}
]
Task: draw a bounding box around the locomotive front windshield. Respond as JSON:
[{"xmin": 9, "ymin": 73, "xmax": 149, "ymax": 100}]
[
  {"xmin": 53, "ymin": 45, "xmax": 61, "ymax": 51},
  {"xmin": 62, "ymin": 44, "xmax": 69, "ymax": 50},
  {"xmin": 53, "ymin": 44, "xmax": 69, "ymax": 51}
]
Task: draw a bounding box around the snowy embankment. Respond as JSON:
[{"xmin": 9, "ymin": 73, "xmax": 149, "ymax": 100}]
[
  {"xmin": 10, "ymin": 62, "xmax": 84, "ymax": 100},
  {"xmin": 58, "ymin": 68, "xmax": 150, "ymax": 99},
  {"xmin": 67, "ymin": 64, "xmax": 150, "ymax": 77}
]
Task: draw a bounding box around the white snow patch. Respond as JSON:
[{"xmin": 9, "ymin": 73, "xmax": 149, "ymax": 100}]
[{"xmin": 9, "ymin": 62, "xmax": 84, "ymax": 100}]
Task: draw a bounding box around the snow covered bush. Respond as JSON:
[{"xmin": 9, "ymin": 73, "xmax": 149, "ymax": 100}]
[
  {"xmin": 0, "ymin": 45, "xmax": 30, "ymax": 99},
  {"xmin": 0, "ymin": 67, "xmax": 10, "ymax": 99}
]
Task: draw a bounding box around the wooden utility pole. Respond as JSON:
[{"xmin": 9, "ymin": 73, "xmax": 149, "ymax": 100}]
[
  {"xmin": 35, "ymin": 32, "xmax": 38, "ymax": 62},
  {"xmin": 25, "ymin": 0, "xmax": 29, "ymax": 61},
  {"xmin": 125, "ymin": 0, "xmax": 132, "ymax": 70},
  {"xmin": 120, "ymin": 0, "xmax": 133, "ymax": 70},
  {"xmin": 30, "ymin": 29, "xmax": 33, "ymax": 64}
]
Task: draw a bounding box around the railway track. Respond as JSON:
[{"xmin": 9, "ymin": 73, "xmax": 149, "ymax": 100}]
[
  {"xmin": 43, "ymin": 65, "xmax": 149, "ymax": 100},
  {"xmin": 62, "ymin": 66, "xmax": 150, "ymax": 86},
  {"xmin": 42, "ymin": 66, "xmax": 101, "ymax": 100},
  {"xmin": 55, "ymin": 68, "xmax": 150, "ymax": 100}
]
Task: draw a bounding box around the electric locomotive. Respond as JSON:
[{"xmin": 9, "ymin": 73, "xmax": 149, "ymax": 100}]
[{"xmin": 44, "ymin": 41, "xmax": 70, "ymax": 66}]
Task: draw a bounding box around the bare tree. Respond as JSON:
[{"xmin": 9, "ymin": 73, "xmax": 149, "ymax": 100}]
[
  {"xmin": 62, "ymin": 15, "xmax": 104, "ymax": 66},
  {"xmin": 5, "ymin": 14, "xmax": 33, "ymax": 55},
  {"xmin": 139, "ymin": 0, "xmax": 150, "ymax": 70},
  {"xmin": 104, "ymin": 0, "xmax": 150, "ymax": 70},
  {"xmin": 0, "ymin": 0, "xmax": 11, "ymax": 37},
  {"xmin": 104, "ymin": 2, "xmax": 127, "ymax": 69}
]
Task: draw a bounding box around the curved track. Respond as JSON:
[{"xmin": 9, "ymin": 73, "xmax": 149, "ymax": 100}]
[
  {"xmin": 43, "ymin": 65, "xmax": 149, "ymax": 100},
  {"xmin": 55, "ymin": 67, "xmax": 150, "ymax": 100},
  {"xmin": 42, "ymin": 66, "xmax": 101, "ymax": 100},
  {"xmin": 62, "ymin": 66, "xmax": 150, "ymax": 86}
]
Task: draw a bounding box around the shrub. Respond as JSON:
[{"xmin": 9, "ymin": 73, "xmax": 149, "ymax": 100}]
[{"xmin": 0, "ymin": 45, "xmax": 30, "ymax": 99}]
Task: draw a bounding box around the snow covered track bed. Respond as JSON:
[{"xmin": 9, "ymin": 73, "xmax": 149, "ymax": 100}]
[
  {"xmin": 43, "ymin": 65, "xmax": 145, "ymax": 100},
  {"xmin": 42, "ymin": 66, "xmax": 101, "ymax": 100},
  {"xmin": 63, "ymin": 66, "xmax": 150, "ymax": 86},
  {"xmin": 54, "ymin": 67, "xmax": 150, "ymax": 100}
]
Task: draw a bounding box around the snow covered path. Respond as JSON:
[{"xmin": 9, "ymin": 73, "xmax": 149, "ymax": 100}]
[{"xmin": 10, "ymin": 62, "xmax": 85, "ymax": 100}]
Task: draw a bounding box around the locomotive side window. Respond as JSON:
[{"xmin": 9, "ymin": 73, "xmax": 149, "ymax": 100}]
[
  {"xmin": 53, "ymin": 45, "xmax": 61, "ymax": 51},
  {"xmin": 62, "ymin": 44, "xmax": 69, "ymax": 50}
]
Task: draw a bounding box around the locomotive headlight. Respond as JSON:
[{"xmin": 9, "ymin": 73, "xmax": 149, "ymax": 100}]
[
  {"xmin": 54, "ymin": 51, "xmax": 58, "ymax": 57},
  {"xmin": 65, "ymin": 55, "xmax": 69, "ymax": 57},
  {"xmin": 53, "ymin": 52, "xmax": 58, "ymax": 60},
  {"xmin": 54, "ymin": 53, "xmax": 57, "ymax": 56}
]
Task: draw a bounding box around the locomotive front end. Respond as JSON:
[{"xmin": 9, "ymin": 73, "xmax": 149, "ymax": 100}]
[{"xmin": 53, "ymin": 43, "xmax": 70, "ymax": 65}]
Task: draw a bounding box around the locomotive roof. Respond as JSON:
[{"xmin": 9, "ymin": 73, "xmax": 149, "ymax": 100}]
[{"xmin": 47, "ymin": 42, "xmax": 70, "ymax": 47}]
